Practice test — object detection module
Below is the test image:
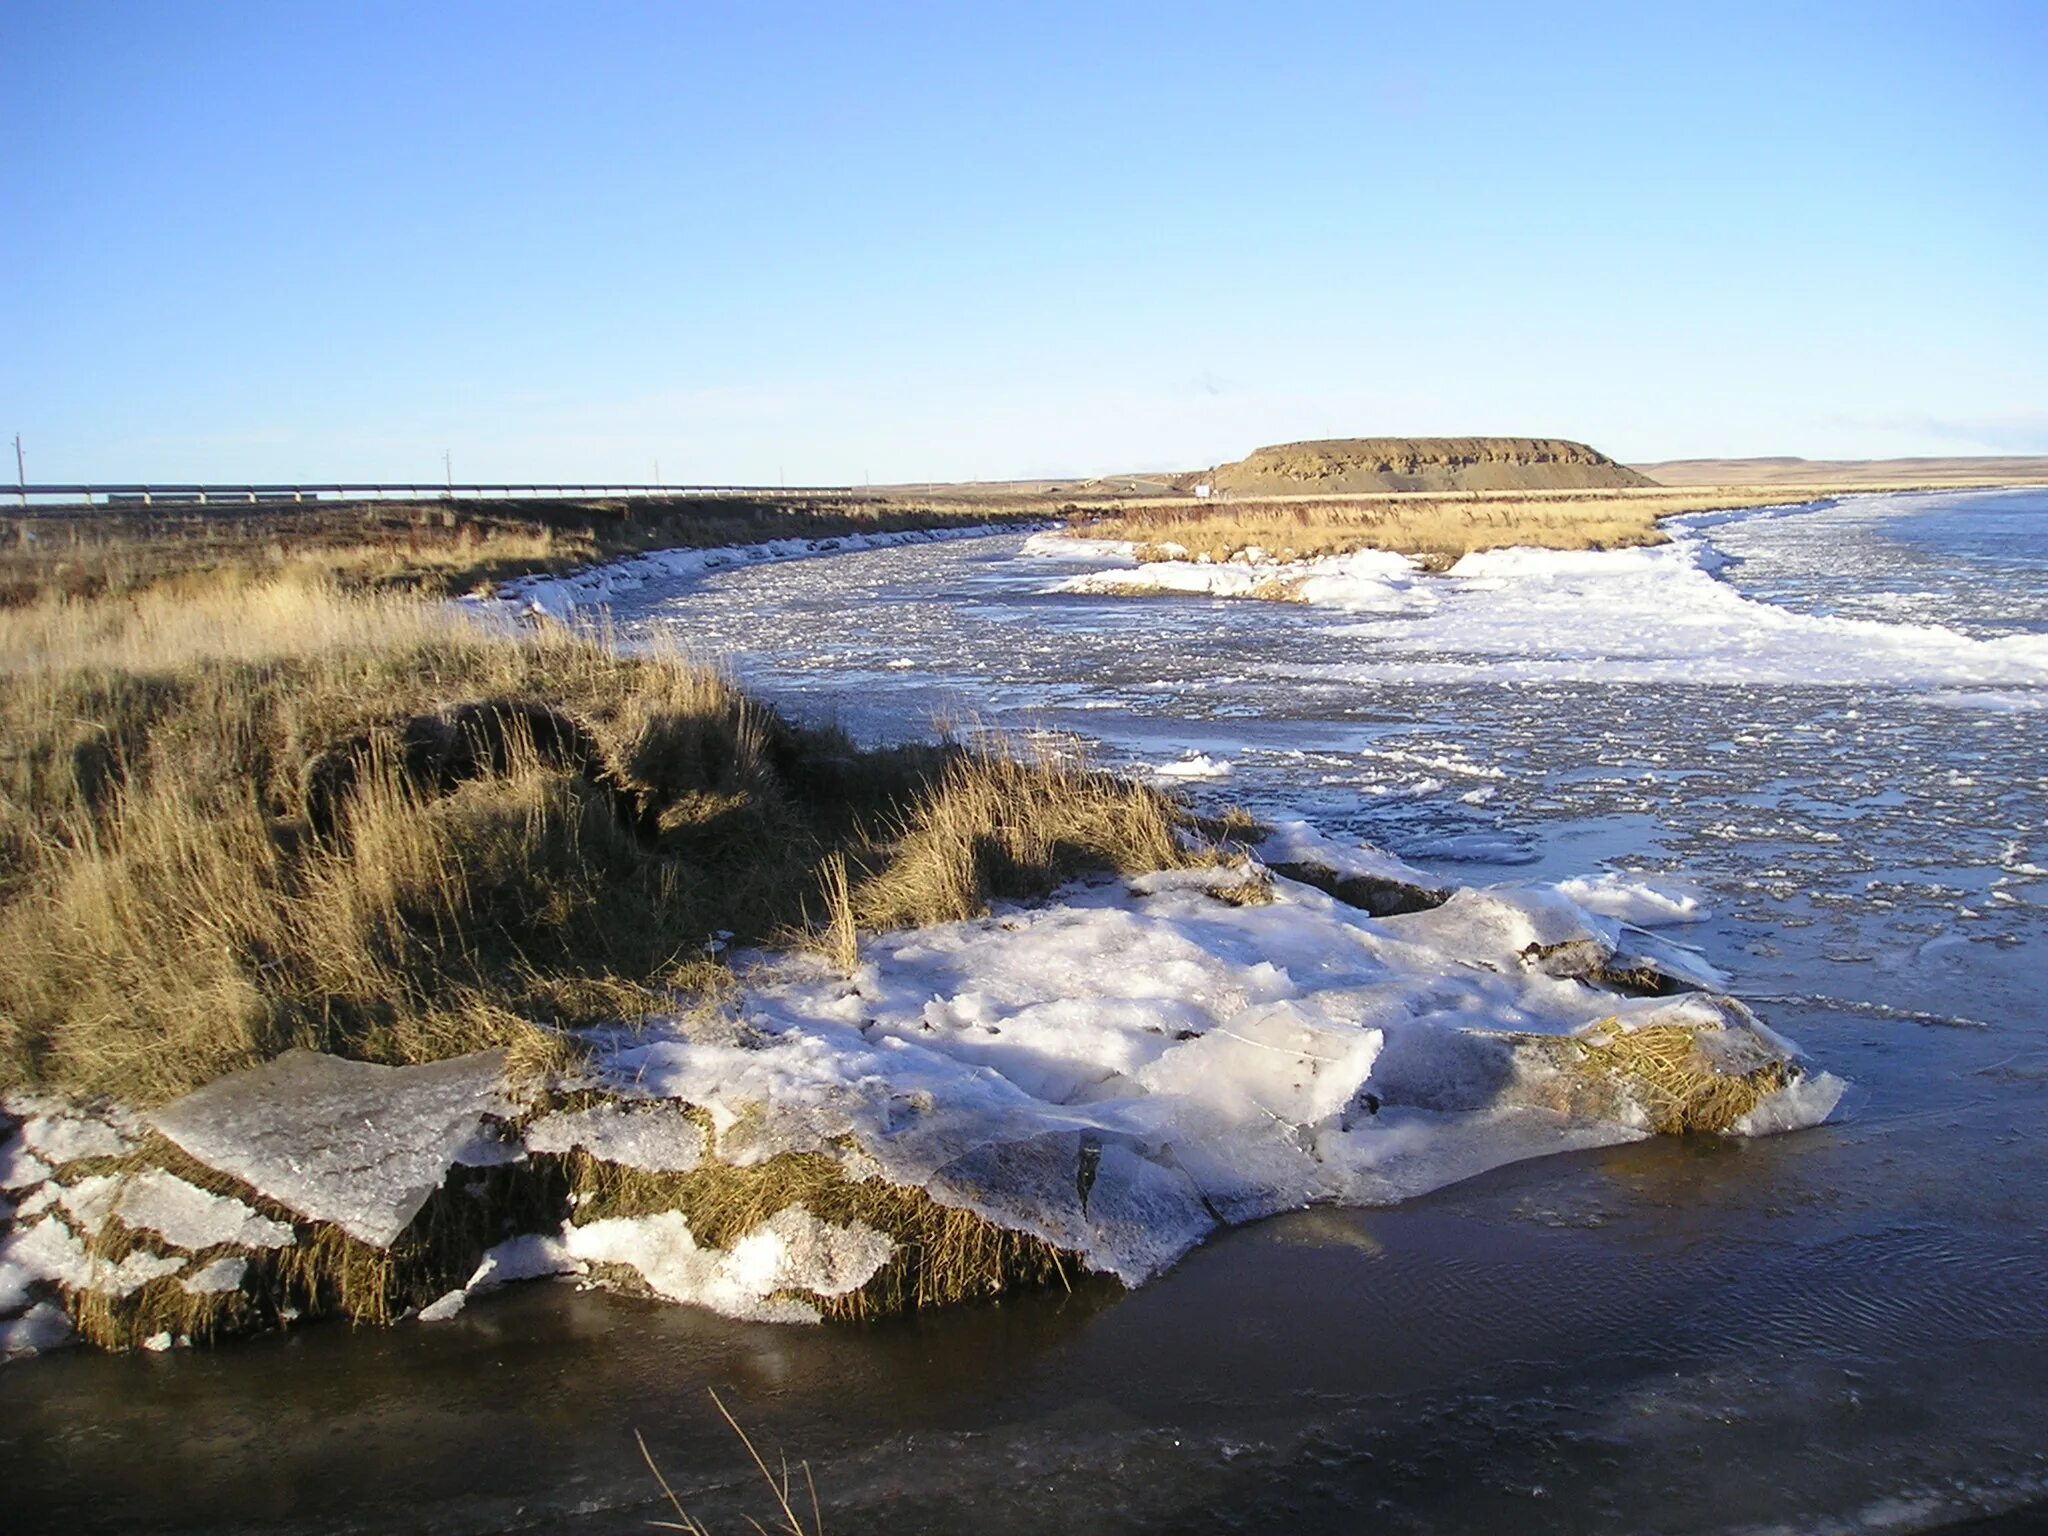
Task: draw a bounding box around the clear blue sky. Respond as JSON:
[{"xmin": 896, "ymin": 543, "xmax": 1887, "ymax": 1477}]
[{"xmin": 4, "ymin": 1, "xmax": 2044, "ymax": 485}]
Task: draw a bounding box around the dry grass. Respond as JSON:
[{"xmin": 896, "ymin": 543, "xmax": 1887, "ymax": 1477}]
[
  {"xmin": 1079, "ymin": 488, "xmax": 1819, "ymax": 564},
  {"xmin": 1523, "ymin": 1019, "xmax": 1793, "ymax": 1134},
  {"xmin": 0, "ymin": 570, "xmax": 1200, "ymax": 1105},
  {"xmin": 0, "ymin": 494, "xmax": 1039, "ymax": 604},
  {"xmin": 852, "ymin": 741, "xmax": 1189, "ymax": 931}
]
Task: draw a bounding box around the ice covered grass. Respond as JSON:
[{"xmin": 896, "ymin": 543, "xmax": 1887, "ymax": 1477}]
[{"xmin": 0, "ymin": 575, "xmax": 1209, "ymax": 1104}]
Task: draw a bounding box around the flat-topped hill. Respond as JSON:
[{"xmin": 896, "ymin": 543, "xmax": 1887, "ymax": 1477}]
[{"xmin": 1208, "ymin": 437, "xmax": 1652, "ymax": 496}]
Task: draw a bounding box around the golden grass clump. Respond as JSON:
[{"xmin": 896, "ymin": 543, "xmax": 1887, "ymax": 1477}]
[
  {"xmin": 850, "ymin": 741, "xmax": 1192, "ymax": 931},
  {"xmin": 565, "ymin": 1145, "xmax": 1075, "ymax": 1319},
  {"xmin": 1526, "ymin": 1019, "xmax": 1793, "ymax": 1135}
]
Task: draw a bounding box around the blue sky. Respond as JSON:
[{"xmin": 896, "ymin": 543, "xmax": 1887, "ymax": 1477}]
[{"xmin": 4, "ymin": 2, "xmax": 2044, "ymax": 484}]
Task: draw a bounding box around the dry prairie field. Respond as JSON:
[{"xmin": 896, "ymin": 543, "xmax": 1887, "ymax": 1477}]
[{"xmin": 0, "ymin": 494, "xmax": 1047, "ymax": 606}]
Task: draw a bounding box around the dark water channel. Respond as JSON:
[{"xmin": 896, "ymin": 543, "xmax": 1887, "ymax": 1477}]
[{"xmin": 6, "ymin": 492, "xmax": 2047, "ymax": 1534}]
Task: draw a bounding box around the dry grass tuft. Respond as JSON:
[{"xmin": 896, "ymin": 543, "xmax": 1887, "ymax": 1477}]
[
  {"xmin": 851, "ymin": 740, "xmax": 1193, "ymax": 931},
  {"xmin": 1527, "ymin": 1019, "xmax": 1793, "ymax": 1134}
]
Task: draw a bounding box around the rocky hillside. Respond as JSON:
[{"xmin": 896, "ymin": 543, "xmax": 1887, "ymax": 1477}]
[{"xmin": 1206, "ymin": 437, "xmax": 1651, "ymax": 496}]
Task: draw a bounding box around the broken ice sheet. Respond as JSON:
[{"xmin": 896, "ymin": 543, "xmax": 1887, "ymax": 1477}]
[{"xmin": 150, "ymin": 1049, "xmax": 514, "ymax": 1246}]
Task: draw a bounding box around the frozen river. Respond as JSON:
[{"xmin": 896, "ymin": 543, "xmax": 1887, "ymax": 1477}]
[{"xmin": 6, "ymin": 490, "xmax": 2046, "ymax": 1533}]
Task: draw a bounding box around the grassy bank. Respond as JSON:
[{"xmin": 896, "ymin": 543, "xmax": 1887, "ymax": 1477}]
[
  {"xmin": 1073, "ymin": 487, "xmax": 1822, "ymax": 565},
  {"xmin": 0, "ymin": 565, "xmax": 1199, "ymax": 1105},
  {"xmin": 0, "ymin": 493, "xmax": 1046, "ymax": 606}
]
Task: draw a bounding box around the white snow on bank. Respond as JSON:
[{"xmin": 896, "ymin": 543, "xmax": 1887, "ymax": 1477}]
[
  {"xmin": 1024, "ymin": 516, "xmax": 2048, "ymax": 688},
  {"xmin": 496, "ymin": 524, "xmax": 1029, "ymax": 621},
  {"xmin": 586, "ymin": 861, "xmax": 1836, "ymax": 1287},
  {"xmin": 0, "ymin": 830, "xmax": 1839, "ymax": 1345},
  {"xmin": 1254, "ymin": 818, "xmax": 1444, "ymax": 893}
]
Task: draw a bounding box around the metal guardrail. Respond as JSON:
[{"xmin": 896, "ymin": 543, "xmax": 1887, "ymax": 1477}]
[{"xmin": 6, "ymin": 483, "xmax": 856, "ymax": 508}]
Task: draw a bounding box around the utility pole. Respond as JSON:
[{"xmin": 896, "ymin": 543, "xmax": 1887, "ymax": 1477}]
[
  {"xmin": 443, "ymin": 450, "xmax": 452, "ymax": 498},
  {"xmin": 13, "ymin": 434, "xmax": 23, "ymax": 507},
  {"xmin": 654, "ymin": 458, "xmax": 662, "ymax": 489}
]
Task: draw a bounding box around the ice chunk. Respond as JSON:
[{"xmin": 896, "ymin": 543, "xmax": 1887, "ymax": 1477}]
[
  {"xmin": 1734, "ymin": 1071, "xmax": 1849, "ymax": 1136},
  {"xmin": 464, "ymin": 1233, "xmax": 580, "ymax": 1291},
  {"xmin": 85, "ymin": 1248, "xmax": 186, "ymax": 1298},
  {"xmin": 1556, "ymin": 873, "xmax": 1708, "ymax": 926},
  {"xmin": 729, "ymin": 1206, "xmax": 895, "ymax": 1299},
  {"xmin": 418, "ymin": 1289, "xmax": 467, "ymax": 1322},
  {"xmin": 0, "ymin": 1141, "xmax": 50, "ymax": 1191},
  {"xmin": 1136, "ymin": 1003, "xmax": 1382, "ymax": 1131},
  {"xmin": 0, "ymin": 1217, "xmax": 91, "ymax": 1293},
  {"xmin": 559, "ymin": 1205, "xmax": 892, "ymax": 1321},
  {"xmin": 925, "ymin": 1135, "xmax": 1219, "ymax": 1284},
  {"xmin": 523, "ymin": 1102, "xmax": 705, "ymax": 1172},
  {"xmin": 114, "ymin": 1169, "xmax": 295, "ymax": 1252},
  {"xmin": 55, "ymin": 1174, "xmax": 123, "ymax": 1231},
  {"xmin": 151, "ymin": 1049, "xmax": 514, "ymax": 1247},
  {"xmin": 1150, "ymin": 753, "xmax": 1233, "ymax": 781},
  {"xmin": 1256, "ymin": 819, "xmax": 1446, "ymax": 896},
  {"xmin": 180, "ymin": 1256, "xmax": 248, "ymax": 1295},
  {"xmin": 1, "ymin": 1301, "xmax": 73, "ymax": 1358}
]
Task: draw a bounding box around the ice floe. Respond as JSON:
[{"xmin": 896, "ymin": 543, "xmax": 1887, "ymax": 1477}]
[{"xmin": 1025, "ymin": 515, "xmax": 2048, "ymax": 688}]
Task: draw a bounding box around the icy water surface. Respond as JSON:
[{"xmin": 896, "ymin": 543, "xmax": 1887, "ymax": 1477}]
[{"xmin": 6, "ymin": 490, "xmax": 2046, "ymax": 1534}]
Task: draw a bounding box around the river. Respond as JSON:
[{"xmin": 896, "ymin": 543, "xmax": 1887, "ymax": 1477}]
[{"xmin": 6, "ymin": 489, "xmax": 2045, "ymax": 1534}]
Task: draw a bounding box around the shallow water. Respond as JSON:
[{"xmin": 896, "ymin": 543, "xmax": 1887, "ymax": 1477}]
[{"xmin": 6, "ymin": 490, "xmax": 2046, "ymax": 1533}]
